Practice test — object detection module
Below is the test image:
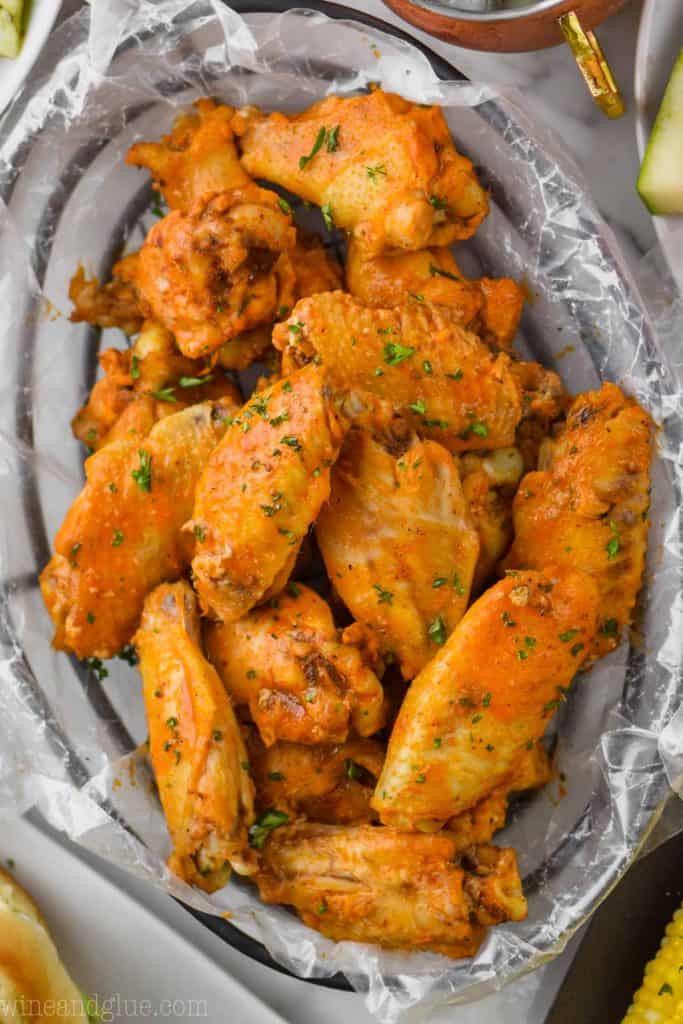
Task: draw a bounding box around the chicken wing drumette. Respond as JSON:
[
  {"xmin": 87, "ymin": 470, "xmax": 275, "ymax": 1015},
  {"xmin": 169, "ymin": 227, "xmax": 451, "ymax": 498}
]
[
  {"xmin": 137, "ymin": 581, "xmax": 255, "ymax": 891},
  {"xmin": 69, "ymin": 253, "xmax": 143, "ymax": 336},
  {"xmin": 316, "ymin": 424, "xmax": 480, "ymax": 679},
  {"xmin": 127, "ymin": 99, "xmax": 251, "ymax": 211},
  {"xmin": 273, "ymin": 292, "xmax": 563, "ymax": 453},
  {"xmin": 40, "ymin": 396, "xmax": 239, "ymax": 659},
  {"xmin": 504, "ymin": 382, "xmax": 653, "ymax": 658},
  {"xmin": 72, "ymin": 320, "xmax": 241, "ymax": 451},
  {"xmin": 346, "ymin": 240, "xmax": 524, "ymax": 350},
  {"xmin": 134, "ymin": 187, "xmax": 297, "ymax": 359},
  {"xmin": 373, "ymin": 567, "xmax": 599, "ymax": 831},
  {"xmin": 190, "ymin": 365, "xmax": 345, "ymax": 622},
  {"xmin": 204, "ymin": 583, "xmax": 385, "ymax": 744},
  {"xmin": 234, "ymin": 89, "xmax": 488, "ymax": 254},
  {"xmin": 255, "ymin": 824, "xmax": 526, "ymax": 958},
  {"xmin": 245, "ymin": 728, "xmax": 385, "ymax": 824}
]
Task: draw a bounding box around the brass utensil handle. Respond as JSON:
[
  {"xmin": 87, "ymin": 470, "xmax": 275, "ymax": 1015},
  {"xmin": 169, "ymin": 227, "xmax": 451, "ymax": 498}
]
[{"xmin": 559, "ymin": 10, "xmax": 625, "ymax": 119}]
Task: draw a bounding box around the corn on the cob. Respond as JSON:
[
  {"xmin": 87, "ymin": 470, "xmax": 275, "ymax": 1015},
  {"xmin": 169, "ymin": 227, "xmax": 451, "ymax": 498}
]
[{"xmin": 622, "ymin": 903, "xmax": 683, "ymax": 1022}]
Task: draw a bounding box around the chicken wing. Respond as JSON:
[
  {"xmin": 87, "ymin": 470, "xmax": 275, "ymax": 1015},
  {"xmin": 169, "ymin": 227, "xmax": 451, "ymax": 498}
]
[
  {"xmin": 134, "ymin": 187, "xmax": 296, "ymax": 358},
  {"xmin": 316, "ymin": 425, "xmax": 480, "ymax": 679},
  {"xmin": 136, "ymin": 581, "xmax": 255, "ymax": 891},
  {"xmin": 373, "ymin": 567, "xmax": 600, "ymax": 831},
  {"xmin": 204, "ymin": 583, "xmax": 385, "ymax": 744},
  {"xmin": 346, "ymin": 241, "xmax": 524, "ymax": 350},
  {"xmin": 504, "ymin": 383, "xmax": 653, "ymax": 658},
  {"xmin": 460, "ymin": 447, "xmax": 526, "ymax": 593},
  {"xmin": 235, "ymin": 89, "xmax": 488, "ymax": 254},
  {"xmin": 69, "ymin": 254, "xmax": 144, "ymax": 336},
  {"xmin": 255, "ymin": 823, "xmax": 526, "ymax": 957},
  {"xmin": 245, "ymin": 728, "xmax": 384, "ymax": 824},
  {"xmin": 40, "ymin": 396, "xmax": 239, "ymax": 659},
  {"xmin": 190, "ymin": 364, "xmax": 345, "ymax": 622},
  {"xmin": 72, "ymin": 320, "xmax": 241, "ymax": 450},
  {"xmin": 273, "ymin": 292, "xmax": 563, "ymax": 453},
  {"xmin": 126, "ymin": 99, "xmax": 251, "ymax": 211}
]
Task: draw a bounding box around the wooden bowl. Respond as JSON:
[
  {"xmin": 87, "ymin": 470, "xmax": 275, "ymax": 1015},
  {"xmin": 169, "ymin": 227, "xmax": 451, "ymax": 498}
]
[{"xmin": 380, "ymin": 0, "xmax": 628, "ymax": 52}]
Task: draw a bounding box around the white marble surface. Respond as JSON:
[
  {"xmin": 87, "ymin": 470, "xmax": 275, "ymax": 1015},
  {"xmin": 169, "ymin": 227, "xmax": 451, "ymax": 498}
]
[{"xmin": 21, "ymin": 2, "xmax": 657, "ymax": 1022}]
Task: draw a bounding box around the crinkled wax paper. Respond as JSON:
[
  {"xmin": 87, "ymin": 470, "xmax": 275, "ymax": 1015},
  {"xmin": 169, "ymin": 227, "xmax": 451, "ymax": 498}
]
[{"xmin": 0, "ymin": 1, "xmax": 682, "ymax": 1019}]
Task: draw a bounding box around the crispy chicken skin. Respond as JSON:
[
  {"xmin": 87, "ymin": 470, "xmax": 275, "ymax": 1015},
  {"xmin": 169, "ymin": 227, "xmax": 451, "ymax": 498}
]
[
  {"xmin": 255, "ymin": 824, "xmax": 526, "ymax": 957},
  {"xmin": 72, "ymin": 321, "xmax": 241, "ymax": 450},
  {"xmin": 136, "ymin": 581, "xmax": 255, "ymax": 891},
  {"xmin": 316, "ymin": 426, "xmax": 480, "ymax": 679},
  {"xmin": 69, "ymin": 255, "xmax": 144, "ymax": 336},
  {"xmin": 235, "ymin": 89, "xmax": 489, "ymax": 254},
  {"xmin": 460, "ymin": 447, "xmax": 526, "ymax": 593},
  {"xmin": 127, "ymin": 99, "xmax": 251, "ymax": 211},
  {"xmin": 345, "ymin": 241, "xmax": 524, "ymax": 350},
  {"xmin": 40, "ymin": 397, "xmax": 239, "ymax": 659},
  {"xmin": 373, "ymin": 568, "xmax": 600, "ymax": 831},
  {"xmin": 273, "ymin": 292, "xmax": 563, "ymax": 453},
  {"xmin": 504, "ymin": 383, "xmax": 653, "ymax": 657},
  {"xmin": 204, "ymin": 583, "xmax": 385, "ymax": 744},
  {"xmin": 245, "ymin": 729, "xmax": 385, "ymax": 823},
  {"xmin": 134, "ymin": 187, "xmax": 297, "ymax": 358},
  {"xmin": 191, "ymin": 365, "xmax": 345, "ymax": 623}
]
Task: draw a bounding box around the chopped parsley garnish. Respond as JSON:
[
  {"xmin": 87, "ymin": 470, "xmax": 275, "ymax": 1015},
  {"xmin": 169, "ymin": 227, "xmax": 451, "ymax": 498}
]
[
  {"xmin": 87, "ymin": 612, "xmax": 95, "ymax": 624},
  {"xmin": 282, "ymin": 380, "xmax": 293, "ymax": 392},
  {"xmin": 213, "ymin": 730, "xmax": 223, "ymax": 742},
  {"xmin": 179, "ymin": 374, "xmax": 213, "ymax": 388},
  {"xmin": 151, "ymin": 386, "xmax": 177, "ymax": 403},
  {"xmin": 432, "ymin": 577, "xmax": 447, "ymax": 588},
  {"xmin": 345, "ymin": 759, "xmax": 362, "ymax": 780},
  {"xmin": 288, "ymin": 321, "xmax": 304, "ymax": 336},
  {"xmin": 384, "ymin": 340, "xmax": 415, "ymax": 365},
  {"xmin": 326, "ymin": 124, "xmax": 340, "ymax": 152},
  {"xmin": 470, "ymin": 421, "xmax": 489, "ymax": 438},
  {"xmin": 416, "ymin": 773, "xmax": 426, "ymax": 784},
  {"xmin": 269, "ymin": 411, "xmax": 290, "ymax": 427},
  {"xmin": 409, "ymin": 398, "xmax": 427, "ymax": 416},
  {"xmin": 501, "ymin": 611, "xmax": 516, "ymax": 627},
  {"xmin": 433, "ymin": 737, "xmax": 442, "ymax": 748},
  {"xmin": 428, "ymin": 616, "xmax": 447, "ymax": 646},
  {"xmin": 599, "ymin": 618, "xmax": 619, "ymax": 637},
  {"xmin": 321, "ymin": 202, "xmax": 335, "ymax": 231},
  {"xmin": 559, "ymin": 628, "xmax": 579, "ymax": 643},
  {"xmin": 277, "ymin": 196, "xmax": 292, "ymax": 216},
  {"xmin": 482, "ymin": 692, "xmax": 491, "ymax": 707},
  {"xmin": 517, "ymin": 649, "xmax": 529, "ymax": 661},
  {"xmin": 166, "ymin": 717, "xmax": 178, "ymax": 728},
  {"xmin": 261, "ymin": 492, "xmax": 283, "ymax": 517},
  {"xmin": 280, "ymin": 435, "xmax": 301, "ymax": 450},
  {"xmin": 249, "ymin": 809, "xmax": 289, "ymax": 849},
  {"xmin": 117, "ymin": 644, "xmax": 138, "ymax": 666},
  {"xmin": 453, "ymin": 574, "xmax": 466, "ymax": 597},
  {"xmin": 193, "ymin": 525, "xmax": 207, "ymax": 542},
  {"xmin": 131, "ymin": 449, "xmax": 152, "ymax": 492},
  {"xmin": 422, "ymin": 360, "xmax": 433, "ymax": 375},
  {"xmin": 268, "ymin": 771, "xmax": 285, "ymax": 781},
  {"xmin": 571, "ymin": 643, "xmax": 584, "ymax": 657},
  {"xmin": 429, "ymin": 195, "xmax": 448, "ymax": 210},
  {"xmin": 409, "ymin": 293, "xmax": 425, "ymax": 303},
  {"xmin": 430, "ymin": 263, "xmax": 461, "ymax": 282},
  {"xmin": 287, "ymin": 582, "xmax": 301, "ymax": 597},
  {"xmin": 150, "ymin": 190, "xmax": 165, "ymax": 217},
  {"xmin": 112, "ymin": 529, "xmax": 124, "ymax": 547},
  {"xmin": 366, "ymin": 163, "xmax": 387, "ymax": 183},
  {"xmin": 606, "ymin": 520, "xmax": 620, "ymax": 560},
  {"xmin": 659, "ymin": 984, "xmax": 673, "ymax": 997},
  {"xmin": 86, "ymin": 657, "xmax": 109, "ymax": 682},
  {"xmin": 299, "ymin": 126, "xmax": 327, "ymax": 170},
  {"xmin": 131, "ymin": 355, "xmax": 140, "ymax": 379},
  {"xmin": 373, "ymin": 583, "xmax": 394, "ymax": 605},
  {"xmin": 69, "ymin": 542, "xmax": 82, "ymax": 564},
  {"xmin": 446, "ymin": 369, "xmax": 464, "ymax": 381}
]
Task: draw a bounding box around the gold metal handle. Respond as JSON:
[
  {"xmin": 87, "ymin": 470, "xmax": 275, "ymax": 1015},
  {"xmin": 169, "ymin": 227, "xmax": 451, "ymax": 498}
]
[{"xmin": 559, "ymin": 10, "xmax": 625, "ymax": 120}]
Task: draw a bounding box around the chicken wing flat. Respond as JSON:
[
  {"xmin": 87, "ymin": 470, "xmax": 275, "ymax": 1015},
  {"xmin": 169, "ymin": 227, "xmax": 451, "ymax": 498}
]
[
  {"xmin": 204, "ymin": 583, "xmax": 385, "ymax": 744},
  {"xmin": 235, "ymin": 89, "xmax": 488, "ymax": 255},
  {"xmin": 245, "ymin": 728, "xmax": 384, "ymax": 824},
  {"xmin": 373, "ymin": 567, "xmax": 600, "ymax": 831},
  {"xmin": 127, "ymin": 99, "xmax": 251, "ymax": 211},
  {"xmin": 273, "ymin": 292, "xmax": 563, "ymax": 452},
  {"xmin": 255, "ymin": 823, "xmax": 526, "ymax": 957},
  {"xmin": 136, "ymin": 581, "xmax": 255, "ymax": 891},
  {"xmin": 346, "ymin": 241, "xmax": 524, "ymax": 350},
  {"xmin": 316, "ymin": 426, "xmax": 480, "ymax": 679},
  {"xmin": 460, "ymin": 447, "xmax": 526, "ymax": 593},
  {"xmin": 72, "ymin": 320, "xmax": 241, "ymax": 450},
  {"xmin": 191, "ymin": 364, "xmax": 345, "ymax": 622},
  {"xmin": 69, "ymin": 254, "xmax": 143, "ymax": 336},
  {"xmin": 40, "ymin": 396, "xmax": 239, "ymax": 659},
  {"xmin": 504, "ymin": 383, "xmax": 653, "ymax": 658},
  {"xmin": 134, "ymin": 187, "xmax": 296, "ymax": 358}
]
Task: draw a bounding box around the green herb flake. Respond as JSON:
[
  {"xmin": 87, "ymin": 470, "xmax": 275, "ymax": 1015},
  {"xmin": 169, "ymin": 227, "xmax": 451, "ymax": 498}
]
[
  {"xmin": 422, "ymin": 360, "xmax": 433, "ymax": 375},
  {"xmin": 606, "ymin": 520, "xmax": 620, "ymax": 561},
  {"xmin": 453, "ymin": 574, "xmax": 466, "ymax": 597},
  {"xmin": 131, "ymin": 355, "xmax": 140, "ymax": 379},
  {"xmin": 429, "ymin": 195, "xmax": 448, "ymax": 210},
  {"xmin": 659, "ymin": 984, "xmax": 673, "ymax": 997},
  {"xmin": 299, "ymin": 126, "xmax": 327, "ymax": 170},
  {"xmin": 86, "ymin": 612, "xmax": 95, "ymax": 624},
  {"xmin": 213, "ymin": 730, "xmax": 223, "ymax": 742},
  {"xmin": 326, "ymin": 124, "xmax": 340, "ymax": 152},
  {"xmin": 112, "ymin": 529, "xmax": 124, "ymax": 547},
  {"xmin": 131, "ymin": 449, "xmax": 152, "ymax": 493},
  {"xmin": 433, "ymin": 737, "xmax": 442, "ymax": 748},
  {"xmin": 446, "ymin": 369, "xmax": 464, "ymax": 381},
  {"xmin": 117, "ymin": 644, "xmax": 139, "ymax": 666},
  {"xmin": 268, "ymin": 771, "xmax": 285, "ymax": 781},
  {"xmin": 430, "ymin": 263, "xmax": 460, "ymax": 282},
  {"xmin": 559, "ymin": 628, "xmax": 579, "ymax": 643},
  {"xmin": 86, "ymin": 657, "xmax": 109, "ymax": 682},
  {"xmin": 151, "ymin": 386, "xmax": 177, "ymax": 403},
  {"xmin": 384, "ymin": 340, "xmax": 415, "ymax": 366},
  {"xmin": 428, "ymin": 615, "xmax": 447, "ymax": 646},
  {"xmin": 179, "ymin": 374, "xmax": 213, "ymax": 388},
  {"xmin": 373, "ymin": 583, "xmax": 394, "ymax": 605},
  {"xmin": 432, "ymin": 577, "xmax": 447, "ymax": 589},
  {"xmin": 409, "ymin": 398, "xmax": 427, "ymax": 416},
  {"xmin": 249, "ymin": 809, "xmax": 290, "ymax": 849},
  {"xmin": 193, "ymin": 525, "xmax": 207, "ymax": 542},
  {"xmin": 277, "ymin": 195, "xmax": 292, "ymax": 215},
  {"xmin": 321, "ymin": 202, "xmax": 335, "ymax": 231},
  {"xmin": 571, "ymin": 643, "xmax": 585, "ymax": 657},
  {"xmin": 599, "ymin": 618, "xmax": 619, "ymax": 637},
  {"xmin": 366, "ymin": 163, "xmax": 387, "ymax": 182},
  {"xmin": 345, "ymin": 759, "xmax": 362, "ymax": 780},
  {"xmin": 482, "ymin": 692, "xmax": 491, "ymax": 707}
]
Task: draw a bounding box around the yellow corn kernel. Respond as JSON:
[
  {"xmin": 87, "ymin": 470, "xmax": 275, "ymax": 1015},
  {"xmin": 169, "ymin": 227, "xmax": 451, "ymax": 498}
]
[{"xmin": 622, "ymin": 904, "xmax": 683, "ymax": 1022}]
